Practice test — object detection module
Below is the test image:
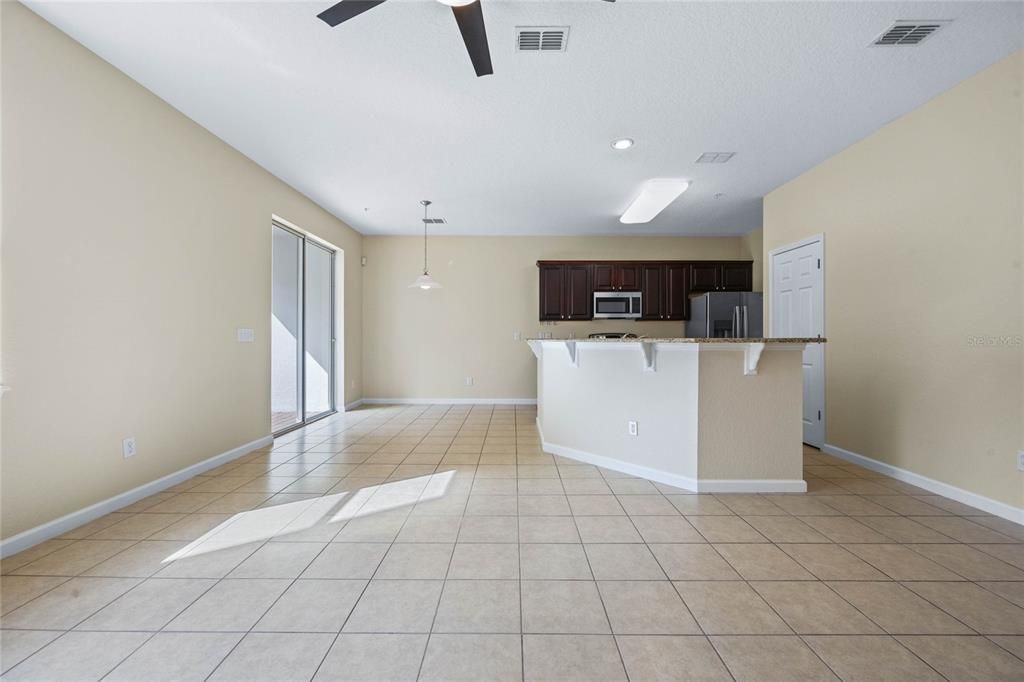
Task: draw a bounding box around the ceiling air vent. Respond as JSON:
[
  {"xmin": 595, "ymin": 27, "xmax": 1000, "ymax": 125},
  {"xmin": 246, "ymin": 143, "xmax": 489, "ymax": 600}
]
[
  {"xmin": 516, "ymin": 27, "xmax": 569, "ymax": 52},
  {"xmin": 696, "ymin": 152, "xmax": 735, "ymax": 164},
  {"xmin": 873, "ymin": 21, "xmax": 949, "ymax": 46}
]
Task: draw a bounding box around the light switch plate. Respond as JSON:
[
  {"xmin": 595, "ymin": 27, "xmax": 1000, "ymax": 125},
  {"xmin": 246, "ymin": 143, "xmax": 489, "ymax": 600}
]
[
  {"xmin": 236, "ymin": 328, "xmax": 255, "ymax": 343},
  {"xmin": 122, "ymin": 437, "xmax": 137, "ymax": 458}
]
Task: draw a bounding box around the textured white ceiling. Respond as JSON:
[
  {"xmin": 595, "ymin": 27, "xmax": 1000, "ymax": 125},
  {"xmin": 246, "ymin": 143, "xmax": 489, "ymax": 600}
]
[{"xmin": 25, "ymin": 1, "xmax": 1023, "ymax": 236}]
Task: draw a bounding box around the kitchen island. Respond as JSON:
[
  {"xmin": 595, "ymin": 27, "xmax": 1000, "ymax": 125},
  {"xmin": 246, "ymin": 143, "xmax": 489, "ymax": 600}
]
[{"xmin": 527, "ymin": 338, "xmax": 826, "ymax": 493}]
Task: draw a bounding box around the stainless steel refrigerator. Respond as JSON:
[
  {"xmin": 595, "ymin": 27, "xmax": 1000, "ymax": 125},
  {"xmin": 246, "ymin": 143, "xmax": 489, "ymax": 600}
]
[{"xmin": 686, "ymin": 292, "xmax": 764, "ymax": 338}]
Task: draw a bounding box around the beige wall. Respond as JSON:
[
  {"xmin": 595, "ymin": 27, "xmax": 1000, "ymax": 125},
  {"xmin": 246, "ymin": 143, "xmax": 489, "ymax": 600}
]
[
  {"xmin": 362, "ymin": 235, "xmax": 748, "ymax": 400},
  {"xmin": 764, "ymin": 50, "xmax": 1023, "ymax": 509},
  {"xmin": 741, "ymin": 227, "xmax": 763, "ymax": 293},
  {"xmin": 696, "ymin": 349, "xmax": 802, "ymax": 481},
  {"xmin": 1, "ymin": 3, "xmax": 363, "ymax": 538}
]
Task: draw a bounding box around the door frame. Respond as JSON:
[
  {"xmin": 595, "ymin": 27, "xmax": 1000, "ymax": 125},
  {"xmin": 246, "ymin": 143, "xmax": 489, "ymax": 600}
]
[
  {"xmin": 271, "ymin": 219, "xmax": 339, "ymax": 436},
  {"xmin": 767, "ymin": 233, "xmax": 825, "ymax": 448}
]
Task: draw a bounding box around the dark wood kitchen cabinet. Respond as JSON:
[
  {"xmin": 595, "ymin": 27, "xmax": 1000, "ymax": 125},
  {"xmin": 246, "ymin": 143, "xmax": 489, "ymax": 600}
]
[
  {"xmin": 641, "ymin": 263, "xmax": 690, "ymax": 320},
  {"xmin": 593, "ymin": 263, "xmax": 640, "ymax": 291},
  {"xmin": 689, "ymin": 263, "xmax": 721, "ymax": 293},
  {"xmin": 689, "ymin": 261, "xmax": 753, "ymax": 293},
  {"xmin": 721, "ymin": 262, "xmax": 753, "ymax": 291},
  {"xmin": 640, "ymin": 264, "xmax": 664, "ymax": 319},
  {"xmin": 538, "ymin": 260, "xmax": 749, "ymax": 321},
  {"xmin": 664, "ymin": 263, "xmax": 690, "ymax": 319},
  {"xmin": 538, "ymin": 263, "xmax": 592, "ymax": 321}
]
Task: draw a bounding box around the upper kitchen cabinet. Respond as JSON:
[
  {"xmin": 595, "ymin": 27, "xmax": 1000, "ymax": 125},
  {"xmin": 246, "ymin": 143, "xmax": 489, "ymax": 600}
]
[
  {"xmin": 538, "ymin": 264, "xmax": 566, "ymax": 320},
  {"xmin": 640, "ymin": 263, "xmax": 690, "ymax": 320},
  {"xmin": 538, "ymin": 263, "xmax": 593, "ymax": 321},
  {"xmin": 721, "ymin": 262, "xmax": 754, "ymax": 291},
  {"xmin": 537, "ymin": 260, "xmax": 749, "ymax": 321},
  {"xmin": 689, "ymin": 261, "xmax": 754, "ymax": 293},
  {"xmin": 664, "ymin": 263, "xmax": 691, "ymax": 319},
  {"xmin": 640, "ymin": 264, "xmax": 664, "ymax": 319},
  {"xmin": 593, "ymin": 263, "xmax": 641, "ymax": 291}
]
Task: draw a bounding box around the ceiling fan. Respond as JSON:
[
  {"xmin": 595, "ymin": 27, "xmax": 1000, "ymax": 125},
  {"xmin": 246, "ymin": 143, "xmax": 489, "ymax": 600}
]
[{"xmin": 317, "ymin": 0, "xmax": 615, "ymax": 78}]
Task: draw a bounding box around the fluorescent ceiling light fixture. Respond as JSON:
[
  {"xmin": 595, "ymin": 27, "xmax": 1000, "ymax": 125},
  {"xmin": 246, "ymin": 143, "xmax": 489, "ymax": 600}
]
[
  {"xmin": 611, "ymin": 138, "xmax": 634, "ymax": 150},
  {"xmin": 620, "ymin": 178, "xmax": 690, "ymax": 224}
]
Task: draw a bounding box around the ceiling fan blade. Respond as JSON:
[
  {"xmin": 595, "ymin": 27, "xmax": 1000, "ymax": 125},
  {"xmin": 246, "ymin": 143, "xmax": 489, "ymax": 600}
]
[
  {"xmin": 317, "ymin": 0, "xmax": 387, "ymax": 27},
  {"xmin": 451, "ymin": 1, "xmax": 493, "ymax": 77}
]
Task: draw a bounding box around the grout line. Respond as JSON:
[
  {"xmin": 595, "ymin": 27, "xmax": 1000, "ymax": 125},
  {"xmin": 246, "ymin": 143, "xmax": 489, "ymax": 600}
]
[{"xmin": 3, "ymin": 406, "xmax": 1022, "ymax": 681}]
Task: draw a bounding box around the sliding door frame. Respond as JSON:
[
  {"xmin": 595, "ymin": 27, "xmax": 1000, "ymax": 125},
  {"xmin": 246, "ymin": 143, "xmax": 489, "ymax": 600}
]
[
  {"xmin": 303, "ymin": 238, "xmax": 336, "ymax": 424},
  {"xmin": 272, "ymin": 221, "xmax": 337, "ymax": 436}
]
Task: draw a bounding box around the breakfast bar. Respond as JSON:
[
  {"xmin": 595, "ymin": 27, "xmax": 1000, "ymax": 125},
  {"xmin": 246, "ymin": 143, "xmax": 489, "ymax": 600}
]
[{"xmin": 527, "ymin": 338, "xmax": 826, "ymax": 493}]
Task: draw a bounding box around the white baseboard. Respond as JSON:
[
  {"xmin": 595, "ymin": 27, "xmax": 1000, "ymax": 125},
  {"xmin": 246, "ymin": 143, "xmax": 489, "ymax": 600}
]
[
  {"xmin": 361, "ymin": 398, "xmax": 537, "ymax": 406},
  {"xmin": 0, "ymin": 434, "xmax": 273, "ymax": 559},
  {"xmin": 823, "ymin": 443, "xmax": 1024, "ymax": 524},
  {"xmin": 344, "ymin": 399, "xmax": 365, "ymax": 411},
  {"xmin": 697, "ymin": 479, "xmax": 807, "ymax": 493},
  {"xmin": 541, "ymin": 438, "xmax": 699, "ymax": 492},
  {"xmin": 536, "ymin": 418, "xmax": 807, "ymax": 494}
]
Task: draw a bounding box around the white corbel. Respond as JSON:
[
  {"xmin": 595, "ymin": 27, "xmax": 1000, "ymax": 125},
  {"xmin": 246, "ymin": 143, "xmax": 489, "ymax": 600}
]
[
  {"xmin": 640, "ymin": 342, "xmax": 656, "ymax": 372},
  {"xmin": 744, "ymin": 342, "xmax": 766, "ymax": 375},
  {"xmin": 563, "ymin": 340, "xmax": 579, "ymax": 368}
]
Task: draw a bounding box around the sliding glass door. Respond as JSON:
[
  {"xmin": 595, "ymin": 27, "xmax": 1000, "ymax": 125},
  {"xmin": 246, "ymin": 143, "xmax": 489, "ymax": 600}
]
[
  {"xmin": 303, "ymin": 240, "xmax": 334, "ymax": 421},
  {"xmin": 271, "ymin": 224, "xmax": 336, "ymax": 435}
]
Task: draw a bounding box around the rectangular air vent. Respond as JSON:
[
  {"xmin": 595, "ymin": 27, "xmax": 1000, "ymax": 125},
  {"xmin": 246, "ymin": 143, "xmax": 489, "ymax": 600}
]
[
  {"xmin": 516, "ymin": 26, "xmax": 569, "ymax": 52},
  {"xmin": 873, "ymin": 21, "xmax": 949, "ymax": 46},
  {"xmin": 696, "ymin": 152, "xmax": 735, "ymax": 164}
]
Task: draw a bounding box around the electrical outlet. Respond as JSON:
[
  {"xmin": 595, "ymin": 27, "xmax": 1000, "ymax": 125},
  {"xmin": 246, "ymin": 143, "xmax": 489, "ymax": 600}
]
[
  {"xmin": 513, "ymin": 331, "xmax": 522, "ymax": 341},
  {"xmin": 1018, "ymin": 450, "xmax": 1024, "ymax": 472},
  {"xmin": 122, "ymin": 437, "xmax": 137, "ymax": 459},
  {"xmin": 236, "ymin": 328, "xmax": 255, "ymax": 343},
  {"xmin": 465, "ymin": 376, "xmax": 474, "ymax": 386},
  {"xmin": 628, "ymin": 421, "xmax": 638, "ymax": 437}
]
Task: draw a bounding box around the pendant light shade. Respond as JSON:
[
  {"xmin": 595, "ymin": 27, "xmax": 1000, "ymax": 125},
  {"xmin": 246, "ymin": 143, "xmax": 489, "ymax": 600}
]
[
  {"xmin": 409, "ymin": 273, "xmax": 442, "ymax": 290},
  {"xmin": 410, "ymin": 199, "xmax": 442, "ymax": 290}
]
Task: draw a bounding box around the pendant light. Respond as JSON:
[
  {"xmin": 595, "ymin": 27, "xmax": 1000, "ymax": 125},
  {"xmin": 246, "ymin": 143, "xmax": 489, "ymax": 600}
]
[{"xmin": 409, "ymin": 200, "xmax": 442, "ymax": 290}]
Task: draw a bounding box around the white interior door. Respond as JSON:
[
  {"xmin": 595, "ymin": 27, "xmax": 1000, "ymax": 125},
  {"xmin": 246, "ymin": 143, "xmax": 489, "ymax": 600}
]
[{"xmin": 770, "ymin": 238, "xmax": 825, "ymax": 447}]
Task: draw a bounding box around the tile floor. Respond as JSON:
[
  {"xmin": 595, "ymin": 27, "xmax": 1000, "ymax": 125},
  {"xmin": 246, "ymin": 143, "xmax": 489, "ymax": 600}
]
[{"xmin": 2, "ymin": 403, "xmax": 1023, "ymax": 681}]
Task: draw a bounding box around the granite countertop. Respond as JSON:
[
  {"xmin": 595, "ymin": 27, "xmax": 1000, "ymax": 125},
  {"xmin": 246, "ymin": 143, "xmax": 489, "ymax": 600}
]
[{"xmin": 527, "ymin": 337, "xmax": 826, "ymax": 343}]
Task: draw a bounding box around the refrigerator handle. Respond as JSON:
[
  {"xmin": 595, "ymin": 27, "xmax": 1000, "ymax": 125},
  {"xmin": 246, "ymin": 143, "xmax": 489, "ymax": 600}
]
[
  {"xmin": 742, "ymin": 305, "xmax": 749, "ymax": 338},
  {"xmin": 732, "ymin": 306, "xmax": 740, "ymax": 338}
]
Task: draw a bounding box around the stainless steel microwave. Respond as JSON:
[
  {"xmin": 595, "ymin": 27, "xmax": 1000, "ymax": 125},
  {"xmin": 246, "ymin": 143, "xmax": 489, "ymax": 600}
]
[{"xmin": 593, "ymin": 291, "xmax": 642, "ymax": 319}]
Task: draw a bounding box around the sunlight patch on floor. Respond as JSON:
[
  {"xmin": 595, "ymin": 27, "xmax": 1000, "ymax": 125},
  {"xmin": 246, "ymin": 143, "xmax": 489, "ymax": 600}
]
[{"xmin": 162, "ymin": 470, "xmax": 455, "ymax": 563}]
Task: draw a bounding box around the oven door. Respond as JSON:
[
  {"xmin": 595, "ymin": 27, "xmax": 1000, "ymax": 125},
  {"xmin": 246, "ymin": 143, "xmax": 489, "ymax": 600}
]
[{"xmin": 593, "ymin": 292, "xmax": 641, "ymax": 319}]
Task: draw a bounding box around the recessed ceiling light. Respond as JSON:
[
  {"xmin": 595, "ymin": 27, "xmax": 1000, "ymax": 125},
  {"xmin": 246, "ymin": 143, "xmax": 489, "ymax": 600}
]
[
  {"xmin": 620, "ymin": 179, "xmax": 690, "ymax": 224},
  {"xmin": 611, "ymin": 138, "xmax": 634, "ymax": 150}
]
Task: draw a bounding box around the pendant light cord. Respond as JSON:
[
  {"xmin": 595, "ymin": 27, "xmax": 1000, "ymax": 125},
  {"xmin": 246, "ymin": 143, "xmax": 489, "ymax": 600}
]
[{"xmin": 422, "ymin": 200, "xmax": 430, "ymax": 275}]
